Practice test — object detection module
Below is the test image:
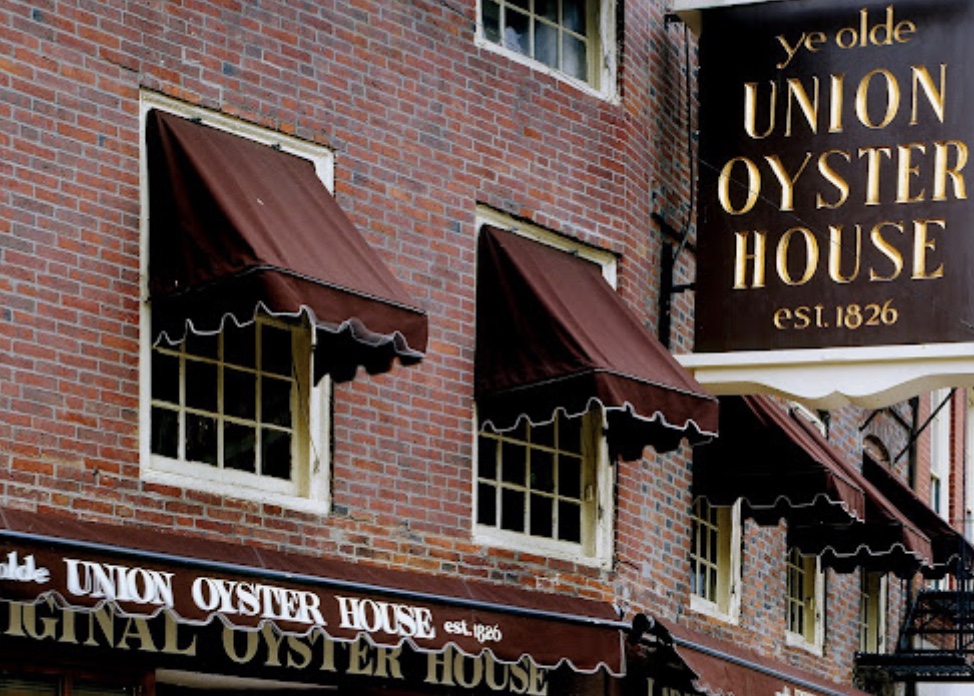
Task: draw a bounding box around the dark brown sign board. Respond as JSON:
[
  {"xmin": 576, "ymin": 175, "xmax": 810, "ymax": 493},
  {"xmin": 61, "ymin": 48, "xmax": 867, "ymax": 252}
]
[{"xmin": 693, "ymin": 0, "xmax": 972, "ymax": 354}]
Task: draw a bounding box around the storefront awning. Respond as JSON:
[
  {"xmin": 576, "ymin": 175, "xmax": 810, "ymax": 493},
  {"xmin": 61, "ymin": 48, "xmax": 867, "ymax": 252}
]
[
  {"xmin": 862, "ymin": 455, "xmax": 974, "ymax": 579},
  {"xmin": 0, "ymin": 509, "xmax": 625, "ymax": 677},
  {"xmin": 693, "ymin": 395, "xmax": 865, "ymax": 526},
  {"xmin": 146, "ymin": 109, "xmax": 428, "ymax": 383},
  {"xmin": 474, "ymin": 226, "xmax": 719, "ymax": 460},
  {"xmin": 667, "ymin": 622, "xmax": 874, "ymax": 696}
]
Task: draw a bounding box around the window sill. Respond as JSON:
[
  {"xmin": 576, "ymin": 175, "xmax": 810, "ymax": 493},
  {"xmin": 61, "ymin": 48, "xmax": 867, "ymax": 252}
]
[
  {"xmin": 689, "ymin": 594, "xmax": 740, "ymax": 625},
  {"xmin": 473, "ymin": 526, "xmax": 611, "ymax": 570},
  {"xmin": 785, "ymin": 630, "xmax": 824, "ymax": 656},
  {"xmin": 142, "ymin": 466, "xmax": 328, "ymax": 516}
]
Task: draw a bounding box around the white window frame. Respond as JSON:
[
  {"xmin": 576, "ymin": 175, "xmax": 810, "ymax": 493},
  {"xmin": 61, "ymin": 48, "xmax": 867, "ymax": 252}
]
[
  {"xmin": 689, "ymin": 499, "xmax": 743, "ymax": 623},
  {"xmin": 858, "ymin": 571, "xmax": 888, "ymax": 654},
  {"xmin": 475, "ymin": 0, "xmax": 619, "ymax": 102},
  {"xmin": 930, "ymin": 389, "xmax": 952, "ymax": 522},
  {"xmin": 472, "ymin": 208, "xmax": 615, "ymax": 568},
  {"xmin": 785, "ymin": 548, "xmax": 825, "ymax": 654},
  {"xmin": 138, "ymin": 91, "xmax": 331, "ymax": 514}
]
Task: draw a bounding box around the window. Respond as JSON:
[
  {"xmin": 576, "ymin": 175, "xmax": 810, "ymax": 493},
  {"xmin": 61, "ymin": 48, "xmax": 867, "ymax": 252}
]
[
  {"xmin": 477, "ymin": 0, "xmax": 617, "ymax": 97},
  {"xmin": 786, "ymin": 547, "xmax": 825, "ymax": 651},
  {"xmin": 0, "ymin": 676, "xmax": 135, "ymax": 696},
  {"xmin": 139, "ymin": 92, "xmax": 330, "ymax": 512},
  {"xmin": 473, "ymin": 209, "xmax": 614, "ymax": 565},
  {"xmin": 930, "ymin": 389, "xmax": 951, "ymax": 521},
  {"xmin": 859, "ymin": 571, "xmax": 887, "ymax": 653},
  {"xmin": 689, "ymin": 499, "xmax": 742, "ymax": 621}
]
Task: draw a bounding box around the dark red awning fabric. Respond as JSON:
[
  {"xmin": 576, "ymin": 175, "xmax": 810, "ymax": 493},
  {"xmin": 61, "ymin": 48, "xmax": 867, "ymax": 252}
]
[
  {"xmin": 862, "ymin": 455, "xmax": 974, "ymax": 579},
  {"xmin": 667, "ymin": 622, "xmax": 874, "ymax": 696},
  {"xmin": 695, "ymin": 395, "xmax": 933, "ymax": 576},
  {"xmin": 694, "ymin": 395, "xmax": 865, "ymax": 526},
  {"xmin": 474, "ymin": 226, "xmax": 719, "ymax": 459},
  {"xmin": 146, "ymin": 109, "xmax": 428, "ymax": 383},
  {"xmin": 0, "ymin": 509, "xmax": 624, "ymax": 675}
]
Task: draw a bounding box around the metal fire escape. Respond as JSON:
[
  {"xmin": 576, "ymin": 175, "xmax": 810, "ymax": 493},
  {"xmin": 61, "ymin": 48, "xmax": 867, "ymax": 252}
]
[{"xmin": 856, "ymin": 555, "xmax": 974, "ymax": 686}]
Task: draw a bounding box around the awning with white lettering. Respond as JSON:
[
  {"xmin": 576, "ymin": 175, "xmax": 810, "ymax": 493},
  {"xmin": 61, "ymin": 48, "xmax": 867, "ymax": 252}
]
[{"xmin": 0, "ymin": 509, "xmax": 625, "ymax": 676}]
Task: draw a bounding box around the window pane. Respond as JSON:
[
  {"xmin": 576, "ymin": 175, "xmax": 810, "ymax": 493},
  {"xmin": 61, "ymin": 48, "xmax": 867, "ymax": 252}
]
[
  {"xmin": 151, "ymin": 406, "xmax": 179, "ymax": 458},
  {"xmin": 558, "ymin": 500, "xmax": 581, "ymax": 542},
  {"xmin": 501, "ymin": 488, "xmax": 525, "ymax": 532},
  {"xmin": 509, "ymin": 0, "xmax": 529, "ymax": 10},
  {"xmin": 152, "ymin": 351, "xmax": 180, "ymax": 404},
  {"xmin": 185, "ymin": 360, "xmax": 218, "ymax": 412},
  {"xmin": 185, "ymin": 332, "xmax": 219, "ymax": 360},
  {"xmin": 262, "ymin": 427, "xmax": 292, "ymax": 480},
  {"xmin": 530, "ymin": 493, "xmax": 553, "ymax": 537},
  {"xmin": 262, "ymin": 376, "xmax": 292, "ymax": 427},
  {"xmin": 483, "ymin": 0, "xmax": 501, "ymax": 43},
  {"xmin": 225, "ymin": 368, "xmax": 256, "ymax": 420},
  {"xmin": 262, "ymin": 324, "xmax": 293, "ymax": 376},
  {"xmin": 501, "ymin": 444, "xmax": 526, "ymax": 484},
  {"xmin": 186, "ymin": 413, "xmax": 218, "ymax": 465},
  {"xmin": 224, "ymin": 323, "xmax": 256, "ymax": 368},
  {"xmin": 225, "ymin": 422, "xmax": 256, "ymax": 473},
  {"xmin": 532, "ymin": 419, "xmax": 555, "ymax": 448},
  {"xmin": 478, "ymin": 437, "xmax": 498, "ymax": 480},
  {"xmin": 559, "ymin": 458, "xmax": 581, "ymax": 499},
  {"xmin": 563, "ymin": 0, "xmax": 586, "ymax": 33},
  {"xmin": 560, "ymin": 414, "xmax": 581, "ymax": 451},
  {"xmin": 532, "ymin": 452, "xmax": 555, "ymax": 493},
  {"xmin": 535, "ymin": 21, "xmax": 558, "ymax": 68},
  {"xmin": 504, "ymin": 8, "xmax": 530, "ymax": 55},
  {"xmin": 562, "ymin": 33, "xmax": 587, "ymax": 81},
  {"xmin": 478, "ymin": 481, "xmax": 498, "ymax": 525},
  {"xmin": 536, "ymin": 0, "xmax": 558, "ymax": 22}
]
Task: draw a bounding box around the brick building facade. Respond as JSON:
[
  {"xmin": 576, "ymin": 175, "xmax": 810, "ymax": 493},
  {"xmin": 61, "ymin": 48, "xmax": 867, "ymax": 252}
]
[{"xmin": 1, "ymin": 2, "xmax": 969, "ymax": 696}]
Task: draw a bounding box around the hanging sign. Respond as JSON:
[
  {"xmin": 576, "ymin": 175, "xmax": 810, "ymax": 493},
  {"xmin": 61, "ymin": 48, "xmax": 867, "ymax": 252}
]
[{"xmin": 680, "ymin": 0, "xmax": 974, "ymax": 407}]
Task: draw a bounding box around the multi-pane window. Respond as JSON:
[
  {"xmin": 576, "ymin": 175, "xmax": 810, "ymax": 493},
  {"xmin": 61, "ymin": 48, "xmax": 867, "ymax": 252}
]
[
  {"xmin": 151, "ymin": 319, "xmax": 299, "ymax": 483},
  {"xmin": 0, "ymin": 676, "xmax": 135, "ymax": 696},
  {"xmin": 859, "ymin": 571, "xmax": 887, "ymax": 653},
  {"xmin": 690, "ymin": 499, "xmax": 741, "ymax": 620},
  {"xmin": 478, "ymin": 412, "xmax": 586, "ymax": 543},
  {"xmin": 479, "ymin": 0, "xmax": 613, "ymax": 92},
  {"xmin": 786, "ymin": 547, "xmax": 824, "ymax": 648}
]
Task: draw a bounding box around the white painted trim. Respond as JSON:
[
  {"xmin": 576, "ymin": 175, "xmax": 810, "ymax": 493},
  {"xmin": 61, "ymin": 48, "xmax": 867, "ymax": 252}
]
[{"xmin": 676, "ymin": 343, "xmax": 974, "ymax": 410}]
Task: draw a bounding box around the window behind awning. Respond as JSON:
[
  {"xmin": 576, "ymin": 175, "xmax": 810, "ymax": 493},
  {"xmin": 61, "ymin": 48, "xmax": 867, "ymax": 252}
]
[
  {"xmin": 694, "ymin": 395, "xmax": 934, "ymax": 577},
  {"xmin": 474, "ymin": 226, "xmax": 719, "ymax": 460},
  {"xmin": 146, "ymin": 109, "xmax": 428, "ymax": 383}
]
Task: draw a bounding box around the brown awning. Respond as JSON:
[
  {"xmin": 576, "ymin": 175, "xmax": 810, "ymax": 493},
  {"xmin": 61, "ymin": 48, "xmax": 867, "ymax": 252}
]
[
  {"xmin": 695, "ymin": 395, "xmax": 934, "ymax": 576},
  {"xmin": 694, "ymin": 395, "xmax": 865, "ymax": 526},
  {"xmin": 862, "ymin": 455, "xmax": 974, "ymax": 579},
  {"xmin": 0, "ymin": 508, "xmax": 624, "ymax": 676},
  {"xmin": 667, "ymin": 622, "xmax": 874, "ymax": 696},
  {"xmin": 474, "ymin": 226, "xmax": 719, "ymax": 460},
  {"xmin": 146, "ymin": 109, "xmax": 428, "ymax": 383}
]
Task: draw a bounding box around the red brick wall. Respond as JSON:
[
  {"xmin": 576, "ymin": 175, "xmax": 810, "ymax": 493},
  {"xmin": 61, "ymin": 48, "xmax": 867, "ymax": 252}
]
[{"xmin": 0, "ymin": 0, "xmax": 872, "ymax": 687}]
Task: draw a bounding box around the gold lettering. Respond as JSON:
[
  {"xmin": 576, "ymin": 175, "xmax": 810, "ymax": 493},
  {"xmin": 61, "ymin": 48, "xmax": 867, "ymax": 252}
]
[
  {"xmin": 859, "ymin": 146, "xmax": 893, "ymax": 205},
  {"xmin": 856, "ymin": 69, "xmax": 900, "ymax": 129},
  {"xmin": 222, "ymin": 627, "xmax": 259, "ymax": 664},
  {"xmin": 776, "ymin": 227, "xmax": 818, "ymax": 286},
  {"xmin": 829, "ymin": 74, "xmax": 845, "ymax": 133},
  {"xmin": 347, "ymin": 639, "xmax": 377, "ymax": 676},
  {"xmin": 896, "ymin": 143, "xmax": 926, "ymax": 203},
  {"xmin": 162, "ymin": 613, "xmax": 197, "ymax": 656},
  {"xmin": 719, "ymin": 157, "xmax": 760, "ymax": 214},
  {"xmin": 785, "ymin": 77, "xmax": 819, "ymax": 135},
  {"xmin": 911, "ymin": 64, "xmax": 946, "ymax": 124},
  {"xmin": 117, "ymin": 617, "xmax": 157, "ymax": 652},
  {"xmin": 372, "ymin": 646, "xmax": 404, "ymax": 680},
  {"xmin": 734, "ymin": 231, "xmax": 767, "ymax": 289},
  {"xmin": 912, "ymin": 219, "xmax": 946, "ymax": 279},
  {"xmin": 869, "ymin": 222, "xmax": 905, "ymax": 281},
  {"xmin": 453, "ymin": 651, "xmax": 484, "ymax": 689},
  {"xmin": 816, "ymin": 149, "xmax": 851, "ymax": 208},
  {"xmin": 933, "ymin": 140, "xmax": 969, "ymax": 201},
  {"xmin": 766, "ymin": 153, "xmax": 813, "ymax": 211},
  {"xmin": 744, "ymin": 83, "xmax": 776, "ymax": 139},
  {"xmin": 828, "ymin": 225, "xmax": 862, "ymax": 283}
]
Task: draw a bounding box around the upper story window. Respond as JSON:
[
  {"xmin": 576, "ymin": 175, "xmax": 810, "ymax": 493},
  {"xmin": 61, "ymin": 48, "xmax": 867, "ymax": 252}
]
[
  {"xmin": 786, "ymin": 547, "xmax": 825, "ymax": 653},
  {"xmin": 478, "ymin": 0, "xmax": 617, "ymax": 98},
  {"xmin": 859, "ymin": 571, "xmax": 887, "ymax": 653},
  {"xmin": 690, "ymin": 499, "xmax": 742, "ymax": 622},
  {"xmin": 473, "ymin": 209, "xmax": 615, "ymax": 566}
]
